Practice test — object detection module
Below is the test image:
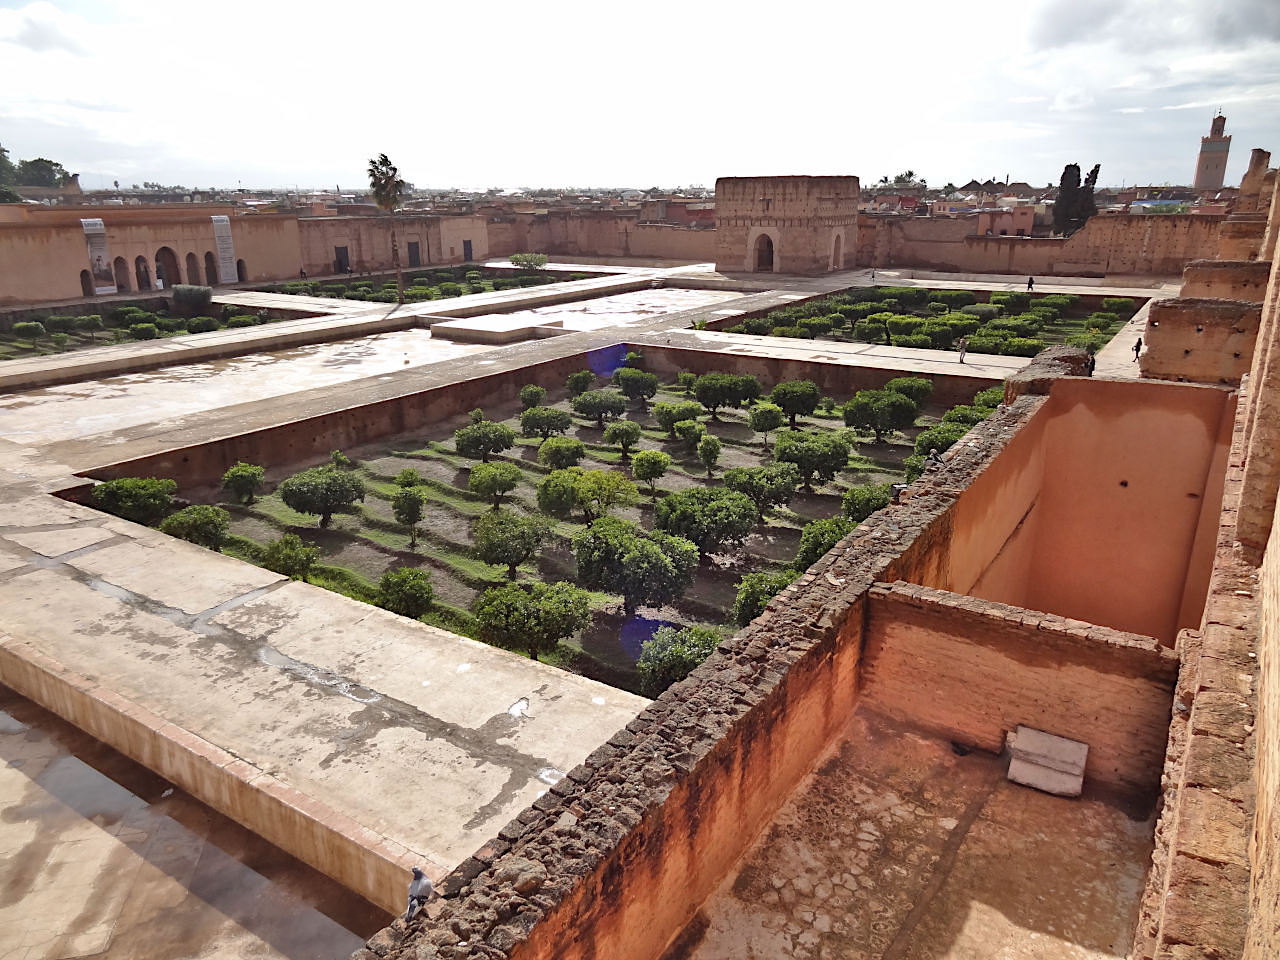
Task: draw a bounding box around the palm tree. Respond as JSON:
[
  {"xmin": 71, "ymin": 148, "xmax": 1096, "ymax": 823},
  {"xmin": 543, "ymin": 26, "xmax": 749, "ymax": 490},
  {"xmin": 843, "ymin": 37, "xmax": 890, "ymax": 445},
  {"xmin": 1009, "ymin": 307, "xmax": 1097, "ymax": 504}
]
[{"xmin": 367, "ymin": 154, "xmax": 406, "ymax": 304}]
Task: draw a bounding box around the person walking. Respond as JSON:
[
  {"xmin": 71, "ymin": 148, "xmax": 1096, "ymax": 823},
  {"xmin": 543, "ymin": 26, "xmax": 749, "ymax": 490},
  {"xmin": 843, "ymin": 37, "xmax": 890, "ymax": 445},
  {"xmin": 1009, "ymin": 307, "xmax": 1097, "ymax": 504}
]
[
  {"xmin": 957, "ymin": 337, "xmax": 968, "ymax": 364},
  {"xmin": 1027, "ymin": 276, "xmax": 1034, "ymax": 291},
  {"xmin": 1087, "ymin": 353, "xmax": 1096, "ymax": 376},
  {"xmin": 1133, "ymin": 337, "xmax": 1143, "ymax": 362}
]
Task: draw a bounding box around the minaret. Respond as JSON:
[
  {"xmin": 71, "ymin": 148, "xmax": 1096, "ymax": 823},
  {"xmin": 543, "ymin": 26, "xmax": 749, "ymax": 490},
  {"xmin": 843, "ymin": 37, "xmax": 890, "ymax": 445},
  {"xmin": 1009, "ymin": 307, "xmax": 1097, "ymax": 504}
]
[{"xmin": 1194, "ymin": 114, "xmax": 1231, "ymax": 192}]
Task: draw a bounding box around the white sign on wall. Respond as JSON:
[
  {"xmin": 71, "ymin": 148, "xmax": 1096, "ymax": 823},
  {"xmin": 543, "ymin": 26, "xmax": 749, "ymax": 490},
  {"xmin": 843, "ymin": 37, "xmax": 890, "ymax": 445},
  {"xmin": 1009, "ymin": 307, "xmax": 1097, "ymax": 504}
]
[
  {"xmin": 211, "ymin": 216, "xmax": 237, "ymax": 283},
  {"xmin": 80, "ymin": 218, "xmax": 117, "ymax": 295}
]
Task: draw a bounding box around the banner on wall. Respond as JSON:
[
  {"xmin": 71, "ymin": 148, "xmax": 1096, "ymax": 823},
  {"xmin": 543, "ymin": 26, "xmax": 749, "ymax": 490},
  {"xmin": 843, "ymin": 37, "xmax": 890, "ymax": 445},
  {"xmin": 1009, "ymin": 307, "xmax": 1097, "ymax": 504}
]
[
  {"xmin": 211, "ymin": 216, "xmax": 237, "ymax": 283},
  {"xmin": 80, "ymin": 219, "xmax": 117, "ymax": 295}
]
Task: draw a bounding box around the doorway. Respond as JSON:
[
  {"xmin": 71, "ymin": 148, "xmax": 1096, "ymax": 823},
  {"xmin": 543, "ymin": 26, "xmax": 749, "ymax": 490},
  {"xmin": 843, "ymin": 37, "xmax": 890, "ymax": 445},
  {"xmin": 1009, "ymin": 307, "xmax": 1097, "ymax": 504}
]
[
  {"xmin": 463, "ymin": 239, "xmax": 473, "ymax": 261},
  {"xmin": 831, "ymin": 233, "xmax": 843, "ymax": 271},
  {"xmin": 79, "ymin": 270, "xmax": 94, "ymax": 297},
  {"xmin": 407, "ymin": 241, "xmax": 421, "ymax": 268},
  {"xmin": 113, "ymin": 257, "xmax": 131, "ymax": 292},
  {"xmin": 155, "ymin": 247, "xmax": 180, "ymax": 289},
  {"xmin": 185, "ymin": 252, "xmax": 200, "ymax": 286},
  {"xmin": 754, "ymin": 234, "xmax": 774, "ymax": 272},
  {"xmin": 135, "ymin": 257, "xmax": 152, "ymax": 291},
  {"xmin": 205, "ymin": 251, "xmax": 218, "ymax": 285},
  {"xmin": 236, "ymin": 259, "xmax": 247, "ymax": 282},
  {"xmin": 334, "ymin": 246, "xmax": 350, "ymax": 273}
]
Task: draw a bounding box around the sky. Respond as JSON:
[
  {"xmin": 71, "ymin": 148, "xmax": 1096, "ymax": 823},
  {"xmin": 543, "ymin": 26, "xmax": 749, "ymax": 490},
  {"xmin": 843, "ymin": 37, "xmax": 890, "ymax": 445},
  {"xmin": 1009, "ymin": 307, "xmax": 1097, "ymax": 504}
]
[{"xmin": 2, "ymin": 0, "xmax": 1279, "ymax": 193}]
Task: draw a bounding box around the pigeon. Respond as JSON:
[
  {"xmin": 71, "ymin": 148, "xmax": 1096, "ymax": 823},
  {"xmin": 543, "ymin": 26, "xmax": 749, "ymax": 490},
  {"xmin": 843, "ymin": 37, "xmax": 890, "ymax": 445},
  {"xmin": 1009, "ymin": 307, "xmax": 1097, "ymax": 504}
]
[
  {"xmin": 925, "ymin": 448, "xmax": 944, "ymax": 469},
  {"xmin": 403, "ymin": 866, "xmax": 434, "ymax": 921}
]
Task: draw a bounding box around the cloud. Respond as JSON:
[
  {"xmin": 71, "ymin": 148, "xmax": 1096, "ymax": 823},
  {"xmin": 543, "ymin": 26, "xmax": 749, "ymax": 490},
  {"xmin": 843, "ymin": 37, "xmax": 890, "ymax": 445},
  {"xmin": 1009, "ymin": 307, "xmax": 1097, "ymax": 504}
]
[
  {"xmin": 1030, "ymin": 0, "xmax": 1280, "ymax": 51},
  {"xmin": 1009, "ymin": 95, "xmax": 1048, "ymax": 103},
  {"xmin": 0, "ymin": 2, "xmax": 87, "ymax": 54},
  {"xmin": 1115, "ymin": 107, "xmax": 1145, "ymax": 114}
]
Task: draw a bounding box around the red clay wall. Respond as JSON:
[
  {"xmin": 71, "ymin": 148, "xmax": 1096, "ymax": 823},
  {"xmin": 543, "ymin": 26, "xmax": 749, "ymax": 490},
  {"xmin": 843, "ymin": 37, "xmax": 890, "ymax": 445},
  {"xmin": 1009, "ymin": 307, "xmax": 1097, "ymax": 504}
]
[
  {"xmin": 1142, "ymin": 297, "xmax": 1262, "ymax": 384},
  {"xmin": 1180, "ymin": 259, "xmax": 1272, "ymax": 300},
  {"xmin": 862, "ymin": 583, "xmax": 1178, "ymax": 798},
  {"xmin": 861, "ymin": 214, "xmax": 1222, "ymax": 276}
]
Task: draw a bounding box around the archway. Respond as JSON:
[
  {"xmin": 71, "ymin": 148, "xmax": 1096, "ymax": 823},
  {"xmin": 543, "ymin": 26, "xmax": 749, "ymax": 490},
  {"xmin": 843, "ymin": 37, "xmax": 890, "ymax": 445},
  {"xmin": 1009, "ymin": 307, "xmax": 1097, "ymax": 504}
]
[
  {"xmin": 154, "ymin": 247, "xmax": 180, "ymax": 289},
  {"xmin": 185, "ymin": 252, "xmax": 200, "ymax": 286},
  {"xmin": 79, "ymin": 270, "xmax": 94, "ymax": 297},
  {"xmin": 135, "ymin": 256, "xmax": 152, "ymax": 291},
  {"xmin": 236, "ymin": 259, "xmax": 247, "ymax": 282},
  {"xmin": 204, "ymin": 251, "xmax": 218, "ymax": 286},
  {"xmin": 113, "ymin": 257, "xmax": 131, "ymax": 292},
  {"xmin": 754, "ymin": 233, "xmax": 774, "ymax": 272},
  {"xmin": 831, "ymin": 233, "xmax": 843, "ymax": 271}
]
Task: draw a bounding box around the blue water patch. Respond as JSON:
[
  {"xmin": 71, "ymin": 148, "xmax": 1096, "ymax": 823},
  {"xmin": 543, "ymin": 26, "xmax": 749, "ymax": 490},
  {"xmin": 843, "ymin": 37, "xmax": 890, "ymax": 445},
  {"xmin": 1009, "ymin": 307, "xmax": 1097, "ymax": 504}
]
[{"xmin": 617, "ymin": 615, "xmax": 680, "ymax": 660}]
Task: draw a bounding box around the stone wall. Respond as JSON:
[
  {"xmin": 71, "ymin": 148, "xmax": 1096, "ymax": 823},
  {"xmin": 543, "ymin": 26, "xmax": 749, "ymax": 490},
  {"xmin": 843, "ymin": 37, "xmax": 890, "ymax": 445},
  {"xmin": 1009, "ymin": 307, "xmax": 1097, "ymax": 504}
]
[
  {"xmin": 863, "ymin": 582, "xmax": 1178, "ymax": 799},
  {"xmin": 714, "ymin": 176, "xmax": 860, "ymax": 275},
  {"xmin": 1141, "ymin": 297, "xmax": 1262, "ymax": 385},
  {"xmin": 860, "ymin": 213, "xmax": 1223, "ymax": 277},
  {"xmin": 1246, "ymin": 488, "xmax": 1280, "ymax": 958},
  {"xmin": 1180, "ymin": 259, "xmax": 1273, "ymax": 300}
]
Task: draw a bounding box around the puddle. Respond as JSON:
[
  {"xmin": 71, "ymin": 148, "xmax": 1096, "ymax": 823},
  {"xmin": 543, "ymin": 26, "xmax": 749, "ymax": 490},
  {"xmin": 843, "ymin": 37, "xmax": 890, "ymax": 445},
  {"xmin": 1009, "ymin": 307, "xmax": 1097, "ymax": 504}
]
[{"xmin": 0, "ymin": 329, "xmax": 491, "ymax": 445}]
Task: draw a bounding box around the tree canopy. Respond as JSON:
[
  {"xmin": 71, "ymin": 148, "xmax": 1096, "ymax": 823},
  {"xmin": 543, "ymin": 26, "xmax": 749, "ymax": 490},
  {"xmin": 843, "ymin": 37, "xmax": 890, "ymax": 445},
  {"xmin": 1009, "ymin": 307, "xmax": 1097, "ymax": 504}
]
[
  {"xmin": 473, "ymin": 510, "xmax": 549, "ymax": 579},
  {"xmin": 474, "ymin": 581, "xmax": 591, "ymax": 660},
  {"xmin": 278, "ymin": 467, "xmax": 365, "ymax": 527},
  {"xmin": 654, "ymin": 487, "xmax": 757, "ymax": 555},
  {"xmin": 773, "ymin": 430, "xmax": 852, "ymax": 491},
  {"xmin": 769, "ymin": 380, "xmax": 822, "ymax": 428},
  {"xmin": 455, "ymin": 419, "xmax": 517, "ymax": 461}
]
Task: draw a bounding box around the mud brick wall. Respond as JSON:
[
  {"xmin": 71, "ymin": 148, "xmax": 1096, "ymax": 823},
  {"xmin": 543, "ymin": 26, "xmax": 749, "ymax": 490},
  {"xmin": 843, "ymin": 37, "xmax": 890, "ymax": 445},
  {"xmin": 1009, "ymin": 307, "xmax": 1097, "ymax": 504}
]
[
  {"xmin": 714, "ymin": 176, "xmax": 859, "ymax": 276},
  {"xmin": 84, "ymin": 350, "xmax": 598, "ymax": 489},
  {"xmin": 1180, "ymin": 259, "xmax": 1272, "ymax": 301},
  {"xmin": 1133, "ymin": 372, "xmax": 1258, "ymax": 960},
  {"xmin": 1141, "ymin": 297, "xmax": 1261, "ymax": 385},
  {"xmin": 1247, "ymin": 491, "xmax": 1280, "ymax": 958},
  {"xmin": 862, "ymin": 582, "xmax": 1177, "ymax": 799}
]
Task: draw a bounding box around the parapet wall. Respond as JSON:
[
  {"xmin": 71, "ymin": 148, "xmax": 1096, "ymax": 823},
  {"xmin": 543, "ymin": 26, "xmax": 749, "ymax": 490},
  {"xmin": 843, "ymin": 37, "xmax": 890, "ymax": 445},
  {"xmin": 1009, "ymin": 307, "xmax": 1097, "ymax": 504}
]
[
  {"xmin": 1142, "ymin": 297, "xmax": 1261, "ymax": 385},
  {"xmin": 1219, "ymin": 216, "xmax": 1269, "ymax": 261},
  {"xmin": 860, "ymin": 213, "xmax": 1222, "ymax": 277},
  {"xmin": 1181, "ymin": 259, "xmax": 1272, "ymax": 300},
  {"xmin": 863, "ymin": 582, "xmax": 1177, "ymax": 799}
]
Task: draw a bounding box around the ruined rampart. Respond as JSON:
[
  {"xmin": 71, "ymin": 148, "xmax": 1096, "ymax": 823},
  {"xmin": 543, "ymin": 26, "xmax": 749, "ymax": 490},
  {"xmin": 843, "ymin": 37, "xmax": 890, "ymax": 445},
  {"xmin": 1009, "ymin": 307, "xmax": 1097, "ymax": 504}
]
[{"xmin": 1142, "ymin": 297, "xmax": 1261, "ymax": 385}]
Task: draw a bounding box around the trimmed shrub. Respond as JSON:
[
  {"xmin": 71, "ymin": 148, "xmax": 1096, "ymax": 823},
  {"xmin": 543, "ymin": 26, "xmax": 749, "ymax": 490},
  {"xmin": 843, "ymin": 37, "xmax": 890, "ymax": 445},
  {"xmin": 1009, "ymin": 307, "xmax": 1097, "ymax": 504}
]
[
  {"xmin": 772, "ymin": 325, "xmax": 813, "ymax": 339},
  {"xmin": 1028, "ymin": 305, "xmax": 1060, "ymax": 323},
  {"xmin": 894, "ymin": 334, "xmax": 933, "ymax": 348},
  {"xmin": 92, "ymin": 477, "xmax": 175, "ymax": 525},
  {"xmin": 943, "ymin": 404, "xmax": 990, "ymax": 425},
  {"xmin": 795, "ymin": 515, "xmax": 855, "ymax": 570},
  {"xmin": 638, "ymin": 625, "xmax": 722, "ymax": 695},
  {"xmin": 44, "ymin": 314, "xmax": 73, "ymax": 333},
  {"xmin": 128, "ymin": 323, "xmax": 159, "ymax": 340},
  {"xmin": 886, "ymin": 316, "xmax": 925, "ymax": 336},
  {"xmin": 519, "ymin": 384, "xmax": 547, "ymax": 410},
  {"xmin": 989, "ymin": 291, "xmax": 1031, "ymax": 312},
  {"xmin": 1102, "ymin": 297, "xmax": 1137, "ymax": 315},
  {"xmin": 986, "ymin": 317, "xmax": 1040, "ymax": 337},
  {"xmin": 734, "ymin": 570, "xmax": 799, "ymax": 627},
  {"xmin": 171, "ymin": 285, "xmax": 213, "ymax": 318},
  {"xmin": 379, "ymin": 568, "xmax": 435, "ymax": 619},
  {"xmin": 1000, "ymin": 337, "xmax": 1046, "ymax": 356},
  {"xmin": 942, "ymin": 315, "xmax": 982, "ymax": 337},
  {"xmin": 921, "ymin": 323, "xmax": 954, "ymax": 349},
  {"xmin": 929, "ymin": 289, "xmax": 979, "ymax": 308},
  {"xmin": 966, "ymin": 337, "xmax": 1006, "ymax": 354},
  {"xmin": 961, "ymin": 303, "xmax": 1002, "ymax": 320},
  {"xmin": 160, "ymin": 504, "xmax": 231, "ymax": 550},
  {"xmin": 915, "ymin": 422, "xmax": 970, "ymax": 456},
  {"xmin": 1086, "ymin": 311, "xmax": 1120, "ymax": 330},
  {"xmin": 538, "ymin": 436, "xmax": 586, "ymax": 469},
  {"xmin": 224, "ymin": 315, "xmax": 259, "ymax": 328},
  {"xmin": 884, "ymin": 377, "xmax": 933, "ymax": 405},
  {"xmin": 186, "ymin": 316, "xmax": 219, "ymax": 333},
  {"xmin": 843, "ymin": 482, "xmax": 892, "ymax": 521},
  {"xmin": 12, "ymin": 321, "xmax": 46, "ymax": 340},
  {"xmin": 566, "ymin": 370, "xmax": 594, "ymax": 397},
  {"xmin": 875, "ymin": 286, "xmax": 929, "ymax": 307},
  {"xmin": 799, "ymin": 316, "xmax": 833, "ymax": 336},
  {"xmin": 1066, "ymin": 332, "xmax": 1109, "ymax": 354},
  {"xmin": 853, "ymin": 321, "xmax": 888, "ymax": 342},
  {"xmin": 1035, "ymin": 294, "xmax": 1078, "ymax": 310},
  {"xmin": 153, "ymin": 316, "xmax": 185, "ymax": 333},
  {"xmin": 973, "ymin": 386, "xmax": 1005, "ymax": 409}
]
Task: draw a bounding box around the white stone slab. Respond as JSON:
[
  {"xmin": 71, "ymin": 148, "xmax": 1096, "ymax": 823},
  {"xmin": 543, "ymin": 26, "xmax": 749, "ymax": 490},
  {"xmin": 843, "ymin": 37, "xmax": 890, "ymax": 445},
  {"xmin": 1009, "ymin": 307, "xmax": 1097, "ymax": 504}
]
[{"xmin": 1007, "ymin": 725, "xmax": 1087, "ymax": 797}]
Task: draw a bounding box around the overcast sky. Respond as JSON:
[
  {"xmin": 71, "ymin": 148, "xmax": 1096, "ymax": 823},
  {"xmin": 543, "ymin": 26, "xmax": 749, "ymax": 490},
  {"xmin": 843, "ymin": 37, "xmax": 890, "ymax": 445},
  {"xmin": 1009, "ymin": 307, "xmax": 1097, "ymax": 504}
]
[{"xmin": 2, "ymin": 0, "xmax": 1278, "ymax": 192}]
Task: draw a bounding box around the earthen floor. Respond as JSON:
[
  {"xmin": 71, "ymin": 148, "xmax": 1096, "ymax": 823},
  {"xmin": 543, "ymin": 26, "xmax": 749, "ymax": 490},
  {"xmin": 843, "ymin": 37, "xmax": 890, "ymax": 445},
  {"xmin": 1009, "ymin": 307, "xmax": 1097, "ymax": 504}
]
[
  {"xmin": 687, "ymin": 710, "xmax": 1152, "ymax": 960},
  {"xmin": 0, "ymin": 685, "xmax": 386, "ymax": 960}
]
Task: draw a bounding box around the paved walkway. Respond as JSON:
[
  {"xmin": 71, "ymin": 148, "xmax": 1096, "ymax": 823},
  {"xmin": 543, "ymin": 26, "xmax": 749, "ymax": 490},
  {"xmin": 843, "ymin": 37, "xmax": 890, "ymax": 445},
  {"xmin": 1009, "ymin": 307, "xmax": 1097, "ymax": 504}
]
[
  {"xmin": 654, "ymin": 329, "xmax": 1029, "ymax": 381},
  {"xmin": 0, "ymin": 687, "xmax": 385, "ymax": 960}
]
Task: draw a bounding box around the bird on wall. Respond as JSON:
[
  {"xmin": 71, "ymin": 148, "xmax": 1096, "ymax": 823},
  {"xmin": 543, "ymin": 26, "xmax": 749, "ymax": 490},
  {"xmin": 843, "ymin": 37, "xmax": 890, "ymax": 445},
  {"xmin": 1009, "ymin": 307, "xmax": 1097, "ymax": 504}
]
[{"xmin": 404, "ymin": 866, "xmax": 434, "ymax": 921}]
